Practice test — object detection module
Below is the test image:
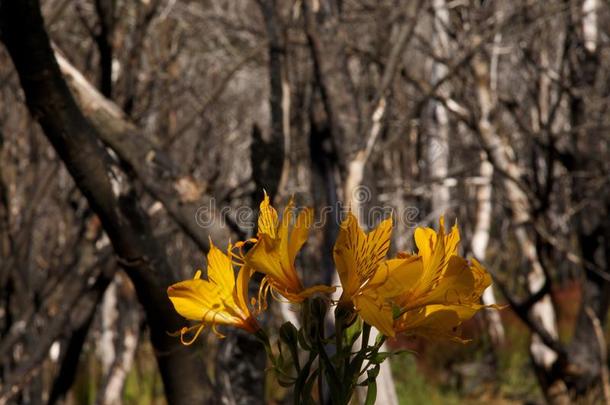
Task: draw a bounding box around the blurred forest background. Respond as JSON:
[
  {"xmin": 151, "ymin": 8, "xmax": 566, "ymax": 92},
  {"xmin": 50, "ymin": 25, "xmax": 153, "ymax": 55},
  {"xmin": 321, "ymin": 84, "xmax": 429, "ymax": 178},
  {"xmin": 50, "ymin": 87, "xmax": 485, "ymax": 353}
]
[{"xmin": 0, "ymin": 0, "xmax": 609, "ymax": 404}]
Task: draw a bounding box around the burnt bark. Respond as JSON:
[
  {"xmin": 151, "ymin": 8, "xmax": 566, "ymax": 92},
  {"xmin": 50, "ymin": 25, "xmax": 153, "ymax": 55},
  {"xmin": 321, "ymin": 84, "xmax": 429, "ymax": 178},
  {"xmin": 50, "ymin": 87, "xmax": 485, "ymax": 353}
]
[
  {"xmin": 92, "ymin": 0, "xmax": 116, "ymax": 98},
  {"xmin": 565, "ymin": 5, "xmax": 609, "ymax": 394},
  {"xmin": 302, "ymin": 0, "xmax": 361, "ymax": 168},
  {"xmin": 254, "ymin": 0, "xmax": 288, "ymax": 201}
]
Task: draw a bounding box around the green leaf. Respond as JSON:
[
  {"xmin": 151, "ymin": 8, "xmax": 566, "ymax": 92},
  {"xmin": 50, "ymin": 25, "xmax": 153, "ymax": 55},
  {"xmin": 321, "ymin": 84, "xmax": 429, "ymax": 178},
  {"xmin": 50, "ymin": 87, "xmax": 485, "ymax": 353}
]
[
  {"xmin": 302, "ymin": 368, "xmax": 320, "ymax": 405},
  {"xmin": 318, "ymin": 341, "xmax": 341, "ymax": 389},
  {"xmin": 346, "ymin": 351, "xmax": 366, "ymax": 382},
  {"xmin": 367, "ymin": 364, "xmax": 380, "ymax": 380},
  {"xmin": 368, "ymin": 349, "xmax": 415, "ymax": 364},
  {"xmin": 293, "ymin": 351, "xmax": 317, "ymax": 405},
  {"xmin": 280, "ymin": 322, "xmax": 302, "ymax": 371},
  {"xmin": 358, "ymin": 365, "xmax": 381, "ymax": 387},
  {"xmin": 280, "ymin": 322, "xmax": 298, "ymax": 346},
  {"xmin": 276, "ymin": 341, "xmax": 285, "ymax": 368},
  {"xmin": 298, "ymin": 327, "xmax": 312, "ymax": 351},
  {"xmin": 310, "ymin": 296, "xmax": 328, "ymax": 319},
  {"xmin": 367, "ymin": 351, "xmax": 392, "ymax": 364},
  {"xmin": 364, "ymin": 380, "xmax": 377, "ymax": 405},
  {"xmin": 392, "ymin": 349, "xmax": 417, "ymax": 357},
  {"xmin": 345, "ymin": 318, "xmax": 362, "ymax": 348}
]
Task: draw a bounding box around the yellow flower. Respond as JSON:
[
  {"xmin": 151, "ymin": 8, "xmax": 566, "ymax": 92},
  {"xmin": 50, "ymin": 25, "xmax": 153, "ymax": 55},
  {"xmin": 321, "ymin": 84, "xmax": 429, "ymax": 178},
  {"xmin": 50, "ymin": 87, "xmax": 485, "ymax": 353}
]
[
  {"xmin": 392, "ymin": 217, "xmax": 493, "ymax": 340},
  {"xmin": 167, "ymin": 241, "xmax": 259, "ymax": 344},
  {"xmin": 333, "ymin": 213, "xmax": 421, "ymax": 337},
  {"xmin": 245, "ymin": 193, "xmax": 335, "ymax": 303}
]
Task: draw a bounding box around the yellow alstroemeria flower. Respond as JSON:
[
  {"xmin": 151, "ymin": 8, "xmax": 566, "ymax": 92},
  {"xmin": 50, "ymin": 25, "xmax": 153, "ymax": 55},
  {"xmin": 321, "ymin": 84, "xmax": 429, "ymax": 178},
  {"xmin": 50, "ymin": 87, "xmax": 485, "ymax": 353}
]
[
  {"xmin": 392, "ymin": 217, "xmax": 493, "ymax": 340},
  {"xmin": 333, "ymin": 212, "xmax": 421, "ymax": 337},
  {"xmin": 245, "ymin": 193, "xmax": 335, "ymax": 304},
  {"xmin": 167, "ymin": 241, "xmax": 259, "ymax": 344}
]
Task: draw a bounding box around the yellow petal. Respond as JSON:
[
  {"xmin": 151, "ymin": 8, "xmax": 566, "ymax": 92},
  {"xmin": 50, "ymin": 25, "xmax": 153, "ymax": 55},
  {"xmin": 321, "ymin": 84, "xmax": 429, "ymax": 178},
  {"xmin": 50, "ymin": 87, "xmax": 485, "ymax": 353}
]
[
  {"xmin": 354, "ymin": 293, "xmax": 395, "ymax": 337},
  {"xmin": 413, "ymin": 227, "xmax": 436, "ymax": 258},
  {"xmin": 444, "ymin": 218, "xmax": 461, "ymax": 258},
  {"xmin": 415, "ymin": 217, "xmax": 461, "ymax": 263},
  {"xmin": 409, "ymin": 256, "xmax": 475, "ymax": 308},
  {"xmin": 247, "ymin": 237, "xmax": 302, "ymax": 295},
  {"xmin": 395, "ymin": 304, "xmax": 476, "ymax": 342},
  {"xmin": 333, "ymin": 213, "xmax": 365, "ymax": 296},
  {"xmin": 412, "ymin": 218, "xmax": 452, "ymax": 295},
  {"xmin": 278, "ymin": 198, "xmax": 295, "ymax": 274},
  {"xmin": 367, "ymin": 218, "xmax": 393, "ymax": 269},
  {"xmin": 369, "ymin": 256, "xmax": 423, "ymax": 298},
  {"xmin": 206, "ymin": 241, "xmax": 235, "ymax": 293},
  {"xmin": 288, "ymin": 207, "xmax": 313, "ymax": 264},
  {"xmin": 448, "ymin": 304, "xmax": 483, "ymax": 321},
  {"xmin": 470, "ymin": 258, "xmax": 492, "ymax": 298},
  {"xmin": 247, "ymin": 238, "xmax": 285, "ymax": 280},
  {"xmin": 234, "ymin": 264, "xmax": 254, "ymax": 313},
  {"xmin": 333, "ymin": 213, "xmax": 392, "ymax": 297},
  {"xmin": 167, "ymin": 279, "xmax": 235, "ymax": 324},
  {"xmin": 168, "ymin": 242, "xmax": 260, "ymax": 337},
  {"xmin": 258, "ymin": 192, "xmax": 278, "ymax": 238},
  {"xmin": 250, "ymin": 195, "xmax": 305, "ymax": 296}
]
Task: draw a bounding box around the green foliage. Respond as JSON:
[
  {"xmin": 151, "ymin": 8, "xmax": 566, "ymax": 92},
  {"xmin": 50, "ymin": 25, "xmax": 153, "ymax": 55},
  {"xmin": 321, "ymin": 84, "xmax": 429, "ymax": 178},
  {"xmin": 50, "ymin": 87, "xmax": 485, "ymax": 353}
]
[
  {"xmin": 72, "ymin": 342, "xmax": 165, "ymax": 405},
  {"xmin": 495, "ymin": 325, "xmax": 542, "ymax": 401},
  {"xmin": 392, "ymin": 316, "xmax": 544, "ymax": 405},
  {"xmin": 392, "ymin": 356, "xmax": 462, "ymax": 405}
]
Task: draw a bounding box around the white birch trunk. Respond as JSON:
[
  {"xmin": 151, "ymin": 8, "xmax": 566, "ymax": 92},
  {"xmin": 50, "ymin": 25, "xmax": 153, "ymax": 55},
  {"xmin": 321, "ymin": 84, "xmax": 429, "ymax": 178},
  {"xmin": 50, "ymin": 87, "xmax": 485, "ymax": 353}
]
[
  {"xmin": 472, "ymin": 54, "xmax": 564, "ymax": 398},
  {"xmin": 428, "ymin": 0, "xmax": 451, "ymax": 215},
  {"xmin": 96, "ymin": 278, "xmax": 141, "ymax": 405},
  {"xmin": 470, "ymin": 29, "xmax": 505, "ymax": 345},
  {"xmin": 471, "ymin": 156, "xmax": 505, "ymax": 346},
  {"xmin": 97, "ymin": 280, "xmax": 118, "ymax": 376},
  {"xmin": 582, "ymin": 0, "xmax": 599, "ymax": 53},
  {"xmin": 97, "ymin": 325, "xmax": 139, "ymax": 405}
]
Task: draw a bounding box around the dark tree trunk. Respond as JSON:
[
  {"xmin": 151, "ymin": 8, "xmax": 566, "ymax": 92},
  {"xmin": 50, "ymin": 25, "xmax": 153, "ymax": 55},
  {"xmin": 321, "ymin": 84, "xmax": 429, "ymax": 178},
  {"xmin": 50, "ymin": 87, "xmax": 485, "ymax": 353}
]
[
  {"xmin": 0, "ymin": 1, "xmax": 210, "ymax": 403},
  {"xmin": 564, "ymin": 5, "xmax": 609, "ymax": 398}
]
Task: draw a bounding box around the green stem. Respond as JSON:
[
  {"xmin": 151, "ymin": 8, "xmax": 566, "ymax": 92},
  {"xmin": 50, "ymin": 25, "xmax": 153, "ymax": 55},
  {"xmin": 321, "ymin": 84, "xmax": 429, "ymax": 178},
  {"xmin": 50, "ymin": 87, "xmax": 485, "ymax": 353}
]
[
  {"xmin": 361, "ymin": 323, "xmax": 371, "ymax": 354},
  {"xmin": 335, "ymin": 311, "xmax": 344, "ymax": 380},
  {"xmin": 255, "ymin": 329, "xmax": 272, "ymax": 358},
  {"xmin": 360, "ymin": 330, "xmax": 386, "ymax": 377},
  {"xmin": 341, "ymin": 322, "xmax": 371, "ymax": 403},
  {"xmin": 285, "ymin": 332, "xmax": 301, "ymax": 373},
  {"xmin": 356, "ymin": 323, "xmax": 372, "ymax": 379},
  {"xmin": 255, "ymin": 329, "xmax": 292, "ymax": 378}
]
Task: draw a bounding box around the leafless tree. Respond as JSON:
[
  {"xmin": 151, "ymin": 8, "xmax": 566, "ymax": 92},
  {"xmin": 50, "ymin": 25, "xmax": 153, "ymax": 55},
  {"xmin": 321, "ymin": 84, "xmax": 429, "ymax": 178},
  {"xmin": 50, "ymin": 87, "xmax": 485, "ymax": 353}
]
[{"xmin": 0, "ymin": 0, "xmax": 609, "ymax": 404}]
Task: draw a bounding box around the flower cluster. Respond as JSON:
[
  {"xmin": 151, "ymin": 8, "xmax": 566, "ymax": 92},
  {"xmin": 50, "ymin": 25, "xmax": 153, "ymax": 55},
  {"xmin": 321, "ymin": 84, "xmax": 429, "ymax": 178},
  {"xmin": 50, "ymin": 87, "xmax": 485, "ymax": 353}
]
[
  {"xmin": 167, "ymin": 193, "xmax": 497, "ymax": 403},
  {"xmin": 167, "ymin": 193, "xmax": 493, "ymax": 343}
]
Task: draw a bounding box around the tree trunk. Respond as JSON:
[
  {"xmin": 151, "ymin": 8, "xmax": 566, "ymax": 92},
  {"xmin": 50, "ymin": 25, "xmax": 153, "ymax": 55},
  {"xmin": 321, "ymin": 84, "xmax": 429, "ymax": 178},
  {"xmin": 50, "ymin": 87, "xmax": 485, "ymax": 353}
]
[
  {"xmin": 472, "ymin": 53, "xmax": 566, "ymax": 404},
  {"xmin": 471, "ymin": 156, "xmax": 505, "ymax": 346},
  {"xmin": 427, "ymin": 0, "xmax": 451, "ymax": 217},
  {"xmin": 565, "ymin": 1, "xmax": 610, "ymax": 397}
]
